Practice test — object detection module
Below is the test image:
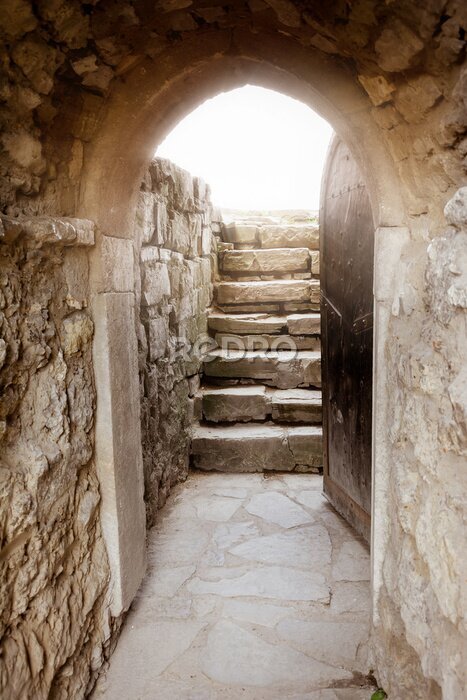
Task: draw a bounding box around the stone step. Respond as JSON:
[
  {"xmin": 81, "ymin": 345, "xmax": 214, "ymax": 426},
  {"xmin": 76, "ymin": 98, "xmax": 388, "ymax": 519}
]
[
  {"xmin": 203, "ymin": 349, "xmax": 321, "ymax": 389},
  {"xmin": 220, "ymin": 248, "xmax": 311, "ymax": 275},
  {"xmin": 221, "ymin": 222, "xmax": 320, "ymax": 250},
  {"xmin": 215, "ymin": 280, "xmax": 320, "ymax": 306},
  {"xmin": 200, "ymin": 386, "xmax": 322, "ymax": 424},
  {"xmin": 214, "ymin": 333, "xmax": 320, "ymax": 352},
  {"xmin": 258, "ymin": 224, "xmax": 319, "ymax": 250},
  {"xmin": 207, "ymin": 311, "xmax": 320, "ymax": 336},
  {"xmin": 191, "ymin": 423, "xmax": 323, "ymax": 472}
]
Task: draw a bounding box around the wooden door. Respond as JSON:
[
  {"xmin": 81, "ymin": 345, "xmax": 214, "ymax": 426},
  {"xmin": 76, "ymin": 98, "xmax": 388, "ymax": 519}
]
[{"xmin": 320, "ymin": 136, "xmax": 374, "ymax": 542}]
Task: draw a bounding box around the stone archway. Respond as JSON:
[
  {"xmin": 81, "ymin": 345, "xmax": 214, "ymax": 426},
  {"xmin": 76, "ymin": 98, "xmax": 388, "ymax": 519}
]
[
  {"xmin": 1, "ymin": 4, "xmax": 465, "ymax": 697},
  {"xmin": 77, "ymin": 38, "xmax": 407, "ymax": 627}
]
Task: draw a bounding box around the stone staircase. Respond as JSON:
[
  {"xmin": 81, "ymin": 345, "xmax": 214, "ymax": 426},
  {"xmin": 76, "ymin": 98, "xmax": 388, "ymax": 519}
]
[{"xmin": 191, "ymin": 217, "xmax": 323, "ymax": 473}]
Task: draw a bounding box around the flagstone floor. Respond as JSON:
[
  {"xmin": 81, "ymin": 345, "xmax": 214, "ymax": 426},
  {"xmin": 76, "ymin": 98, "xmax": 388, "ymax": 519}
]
[{"xmin": 93, "ymin": 472, "xmax": 374, "ymax": 700}]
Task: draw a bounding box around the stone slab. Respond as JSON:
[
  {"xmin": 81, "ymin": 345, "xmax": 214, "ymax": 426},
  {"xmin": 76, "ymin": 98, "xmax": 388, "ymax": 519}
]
[
  {"xmin": 222, "ymin": 223, "xmax": 258, "ymax": 244},
  {"xmin": 208, "ymin": 312, "xmax": 287, "ymax": 335},
  {"xmin": 215, "ymin": 303, "xmax": 282, "ymax": 314},
  {"xmin": 276, "ymin": 618, "xmax": 369, "ymax": 668},
  {"xmin": 229, "ymin": 524, "xmax": 332, "ymax": 568},
  {"xmin": 288, "ymin": 426, "xmax": 323, "ymax": 467},
  {"xmin": 216, "ymin": 280, "xmax": 318, "ymax": 305},
  {"xmin": 201, "ymin": 386, "xmax": 270, "ymax": 423},
  {"xmin": 287, "ymin": 313, "xmax": 321, "ymax": 335},
  {"xmin": 271, "ymin": 389, "xmax": 322, "ymax": 423},
  {"xmin": 191, "ymin": 423, "xmax": 294, "ymax": 471},
  {"xmin": 92, "ymin": 292, "xmax": 146, "ymax": 615},
  {"xmin": 188, "ymin": 567, "xmax": 330, "ymax": 602},
  {"xmin": 215, "ymin": 333, "xmax": 320, "ymax": 352},
  {"xmin": 283, "ymin": 301, "xmax": 320, "ymax": 312},
  {"xmin": 203, "ymin": 350, "xmax": 321, "ymax": 389},
  {"xmin": 191, "ymin": 423, "xmax": 323, "ymax": 472},
  {"xmin": 259, "ymin": 224, "xmax": 320, "ymax": 250},
  {"xmin": 244, "ymin": 492, "xmax": 313, "ymax": 528},
  {"xmin": 221, "ymin": 247, "xmax": 310, "ymax": 274},
  {"xmin": 201, "ymin": 620, "xmax": 349, "ymax": 687}
]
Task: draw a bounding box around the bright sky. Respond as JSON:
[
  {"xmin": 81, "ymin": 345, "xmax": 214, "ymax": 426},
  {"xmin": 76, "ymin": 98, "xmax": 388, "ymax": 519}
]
[{"xmin": 156, "ymin": 85, "xmax": 333, "ymax": 210}]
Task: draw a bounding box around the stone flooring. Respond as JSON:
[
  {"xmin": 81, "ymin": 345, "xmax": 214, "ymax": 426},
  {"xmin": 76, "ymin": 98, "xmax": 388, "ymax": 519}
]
[{"xmin": 93, "ymin": 473, "xmax": 374, "ymax": 700}]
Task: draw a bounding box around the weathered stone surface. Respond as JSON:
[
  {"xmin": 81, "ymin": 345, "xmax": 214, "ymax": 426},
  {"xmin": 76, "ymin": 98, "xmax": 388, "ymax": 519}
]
[
  {"xmin": 221, "ymin": 247, "xmax": 310, "ymax": 274},
  {"xmin": 310, "ymin": 250, "xmax": 320, "ymax": 275},
  {"xmin": 203, "ymin": 349, "xmax": 321, "ymax": 389},
  {"xmin": 222, "ymin": 222, "xmax": 258, "ymax": 244},
  {"xmin": 216, "ymin": 279, "xmax": 319, "ymax": 305},
  {"xmin": 215, "ymin": 303, "xmax": 281, "ymax": 314},
  {"xmin": 0, "ymin": 215, "xmax": 95, "ymax": 247},
  {"xmin": 230, "ymin": 524, "xmax": 332, "ymax": 568},
  {"xmin": 201, "ymin": 619, "xmax": 349, "ymax": 686},
  {"xmin": 189, "ymin": 568, "xmax": 330, "ymax": 602},
  {"xmin": 0, "ymin": 228, "xmax": 112, "ymax": 700},
  {"xmin": 258, "ymin": 224, "xmax": 319, "ymax": 249},
  {"xmin": 215, "ymin": 332, "xmax": 320, "ymax": 351},
  {"xmin": 192, "ymin": 423, "xmax": 294, "ymax": 471},
  {"xmin": 283, "ymin": 300, "xmax": 320, "ymax": 312},
  {"xmin": 191, "ymin": 423, "xmax": 322, "ymax": 472},
  {"xmin": 287, "ymin": 426, "xmax": 323, "ymax": 467},
  {"xmin": 137, "ymin": 159, "xmax": 214, "ymax": 524},
  {"xmin": 201, "ymin": 386, "xmax": 269, "ymax": 422},
  {"xmin": 208, "ymin": 312, "xmax": 287, "ymax": 335},
  {"xmin": 287, "ymin": 313, "xmax": 321, "ymax": 335},
  {"xmin": 271, "ymin": 389, "xmax": 322, "ymax": 423},
  {"xmin": 1, "ymin": 0, "xmax": 466, "ymax": 693},
  {"xmin": 245, "ymin": 492, "xmax": 313, "ymax": 528}
]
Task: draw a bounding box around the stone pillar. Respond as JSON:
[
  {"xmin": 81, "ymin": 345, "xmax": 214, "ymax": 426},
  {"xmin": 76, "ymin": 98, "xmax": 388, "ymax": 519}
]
[{"xmin": 91, "ymin": 235, "xmax": 146, "ymax": 615}]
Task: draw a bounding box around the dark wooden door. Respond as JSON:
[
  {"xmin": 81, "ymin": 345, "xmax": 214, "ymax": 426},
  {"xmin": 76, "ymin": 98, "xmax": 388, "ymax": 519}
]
[{"xmin": 320, "ymin": 136, "xmax": 374, "ymax": 542}]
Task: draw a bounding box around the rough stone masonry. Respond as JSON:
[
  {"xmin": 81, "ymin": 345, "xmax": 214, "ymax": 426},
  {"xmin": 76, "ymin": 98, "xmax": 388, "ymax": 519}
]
[{"xmin": 0, "ymin": 1, "xmax": 466, "ymax": 699}]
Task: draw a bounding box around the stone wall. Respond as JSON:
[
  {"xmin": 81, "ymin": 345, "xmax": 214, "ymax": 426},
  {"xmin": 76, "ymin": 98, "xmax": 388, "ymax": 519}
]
[
  {"xmin": 370, "ymin": 188, "xmax": 467, "ymax": 698},
  {"xmin": 0, "ymin": 217, "xmax": 115, "ymax": 698},
  {"xmin": 0, "ymin": 2, "xmax": 466, "ymax": 697},
  {"xmin": 135, "ymin": 158, "xmax": 214, "ymax": 526}
]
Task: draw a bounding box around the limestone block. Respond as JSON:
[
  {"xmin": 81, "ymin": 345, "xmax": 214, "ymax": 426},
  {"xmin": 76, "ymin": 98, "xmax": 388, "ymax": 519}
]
[
  {"xmin": 0, "ymin": 214, "xmax": 95, "ymax": 247},
  {"xmin": 63, "ymin": 248, "xmax": 91, "ymax": 310},
  {"xmin": 215, "ymin": 280, "xmax": 317, "ymax": 305},
  {"xmin": 374, "ymin": 20, "xmax": 424, "ymax": 72},
  {"xmin": 215, "ymin": 333, "xmax": 320, "ymax": 351},
  {"xmin": 142, "ymin": 261, "xmax": 170, "ymax": 306},
  {"xmin": 154, "ymin": 196, "xmax": 168, "ymax": 245},
  {"xmin": 287, "ymin": 426, "xmax": 323, "ymax": 466},
  {"xmin": 148, "ymin": 317, "xmax": 168, "ymax": 361},
  {"xmin": 221, "ymin": 248, "xmax": 310, "ymax": 274},
  {"xmin": 61, "ymin": 311, "xmax": 94, "ymax": 355},
  {"xmin": 258, "ymin": 224, "xmax": 319, "ymax": 250},
  {"xmin": 283, "ymin": 301, "xmax": 320, "ymax": 313},
  {"xmin": 444, "ymin": 186, "xmax": 467, "ymax": 228},
  {"xmin": 164, "ymin": 211, "xmax": 193, "ymax": 256},
  {"xmin": 216, "ymin": 303, "xmax": 281, "ymax": 314},
  {"xmin": 222, "ymin": 223, "xmax": 258, "ymax": 244},
  {"xmin": 201, "ymin": 226, "xmax": 212, "ymax": 256},
  {"xmin": 191, "ymin": 424, "xmax": 295, "ymax": 471},
  {"xmin": 92, "ymin": 292, "xmax": 146, "ymax": 614},
  {"xmin": 135, "ymin": 190, "xmax": 156, "ymax": 245},
  {"xmin": 208, "ymin": 313, "xmax": 286, "ymax": 335},
  {"xmin": 191, "ymin": 423, "xmax": 323, "ymax": 472},
  {"xmin": 287, "ymin": 313, "xmax": 321, "ymax": 335},
  {"xmin": 203, "ymin": 350, "xmax": 321, "ymax": 389},
  {"xmin": 271, "ymin": 389, "xmax": 322, "ymax": 423},
  {"xmin": 100, "ymin": 235, "xmax": 134, "ymax": 292},
  {"xmin": 201, "ymin": 386, "xmax": 270, "ymax": 422},
  {"xmin": 310, "ymin": 251, "xmax": 320, "ymax": 276}
]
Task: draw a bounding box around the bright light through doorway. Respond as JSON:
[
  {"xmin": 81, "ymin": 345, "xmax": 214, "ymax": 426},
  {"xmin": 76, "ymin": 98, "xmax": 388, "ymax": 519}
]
[{"xmin": 156, "ymin": 85, "xmax": 333, "ymax": 211}]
